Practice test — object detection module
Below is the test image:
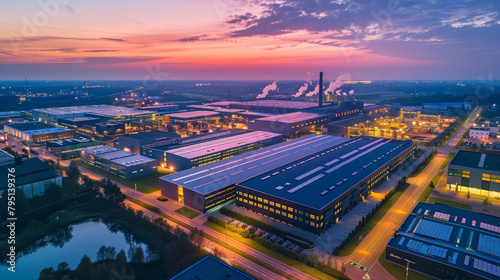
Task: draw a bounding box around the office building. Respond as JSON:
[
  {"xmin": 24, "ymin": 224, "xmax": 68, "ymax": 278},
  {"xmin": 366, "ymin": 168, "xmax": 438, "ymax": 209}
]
[
  {"xmin": 160, "ymin": 134, "xmax": 348, "ymax": 212},
  {"xmin": 81, "ymin": 146, "xmax": 157, "ymax": 179},
  {"xmin": 236, "ymin": 137, "xmax": 415, "ymax": 234},
  {"xmin": 469, "ymin": 127, "xmax": 491, "ymax": 139},
  {"xmin": 4, "ymin": 121, "xmax": 74, "ymax": 145},
  {"xmin": 447, "ymin": 151, "xmax": 500, "ymax": 198},
  {"xmin": 386, "ymin": 202, "xmax": 500, "ymax": 280}
]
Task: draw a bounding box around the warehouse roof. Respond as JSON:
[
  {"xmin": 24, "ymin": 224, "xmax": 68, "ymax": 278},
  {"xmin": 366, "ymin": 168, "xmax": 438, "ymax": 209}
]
[
  {"xmin": 253, "ymin": 112, "xmax": 327, "ymax": 123},
  {"xmin": 168, "ymin": 111, "xmax": 220, "ymax": 120},
  {"xmin": 111, "ymin": 154, "xmax": 156, "ymax": 167},
  {"xmin": 119, "ymin": 131, "xmax": 180, "ymax": 141},
  {"xmin": 388, "ymin": 202, "xmax": 500, "ymax": 280},
  {"xmin": 236, "ymin": 100, "xmax": 326, "ymax": 109},
  {"xmin": 82, "ymin": 146, "xmax": 119, "ymax": 155},
  {"xmin": 449, "ymin": 150, "xmax": 500, "ymax": 172},
  {"xmin": 94, "ymin": 150, "xmax": 132, "ymax": 160},
  {"xmin": 0, "ymin": 150, "xmax": 15, "ymax": 166},
  {"xmin": 186, "ymin": 105, "xmax": 221, "ymax": 111},
  {"xmin": 238, "ymin": 137, "xmax": 414, "ymax": 209},
  {"xmin": 5, "ymin": 121, "xmax": 55, "ymax": 131},
  {"xmin": 327, "ymin": 114, "xmax": 378, "ymax": 127},
  {"xmin": 160, "ymin": 134, "xmax": 348, "ymax": 194},
  {"xmin": 0, "ymin": 158, "xmax": 60, "ymax": 188},
  {"xmin": 34, "ymin": 105, "xmax": 153, "ymax": 117},
  {"xmin": 165, "ymin": 131, "xmax": 283, "ymax": 159},
  {"xmin": 171, "ymin": 255, "xmax": 254, "ymax": 280}
]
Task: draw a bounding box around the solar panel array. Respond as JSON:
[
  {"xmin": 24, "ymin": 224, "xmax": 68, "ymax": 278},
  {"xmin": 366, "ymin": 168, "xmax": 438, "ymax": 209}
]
[
  {"xmin": 473, "ymin": 258, "xmax": 500, "ymax": 278},
  {"xmin": 406, "ymin": 239, "xmax": 424, "ymax": 251},
  {"xmin": 480, "ymin": 222, "xmax": 500, "ymax": 234},
  {"xmin": 427, "ymin": 245, "xmax": 448, "ymax": 259},
  {"xmin": 414, "ymin": 219, "xmax": 453, "ymax": 241},
  {"xmin": 477, "ymin": 234, "xmax": 500, "ymax": 258}
]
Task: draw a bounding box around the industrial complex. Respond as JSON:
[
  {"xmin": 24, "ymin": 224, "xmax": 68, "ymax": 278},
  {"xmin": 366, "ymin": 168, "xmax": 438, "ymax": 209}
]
[
  {"xmin": 386, "ymin": 202, "xmax": 500, "ymax": 280},
  {"xmin": 248, "ymin": 112, "xmax": 328, "ymax": 138},
  {"xmin": 4, "ymin": 121, "xmax": 75, "ymax": 145},
  {"xmin": 447, "ymin": 150, "xmax": 500, "ymax": 198}
]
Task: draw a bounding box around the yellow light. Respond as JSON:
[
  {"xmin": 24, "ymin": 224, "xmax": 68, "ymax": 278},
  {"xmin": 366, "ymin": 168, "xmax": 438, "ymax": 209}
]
[{"xmin": 169, "ymin": 166, "xmax": 174, "ymax": 171}]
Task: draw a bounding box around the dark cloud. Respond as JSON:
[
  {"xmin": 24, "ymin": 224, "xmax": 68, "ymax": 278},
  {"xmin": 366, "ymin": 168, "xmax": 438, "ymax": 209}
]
[{"xmin": 83, "ymin": 49, "xmax": 118, "ymax": 53}]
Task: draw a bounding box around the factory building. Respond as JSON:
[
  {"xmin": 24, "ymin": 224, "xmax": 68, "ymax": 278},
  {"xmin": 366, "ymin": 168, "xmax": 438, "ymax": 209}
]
[
  {"xmin": 160, "ymin": 134, "xmax": 348, "ymax": 212},
  {"xmin": 247, "ymin": 112, "xmax": 328, "ymax": 138},
  {"xmin": 4, "ymin": 121, "xmax": 74, "ymax": 145},
  {"xmin": 226, "ymin": 100, "xmax": 326, "ymax": 113},
  {"xmin": 236, "ymin": 136, "xmax": 415, "ymax": 235},
  {"xmin": 386, "ymin": 202, "xmax": 500, "ymax": 280},
  {"xmin": 0, "ymin": 154, "xmax": 62, "ymax": 198},
  {"xmin": 81, "ymin": 146, "xmax": 157, "ymax": 179},
  {"xmin": 161, "ymin": 130, "xmax": 283, "ymax": 171},
  {"xmin": 32, "ymin": 105, "xmax": 154, "ymax": 125},
  {"xmin": 447, "ymin": 151, "xmax": 500, "ymax": 198},
  {"xmin": 57, "ymin": 117, "xmax": 101, "ymax": 130},
  {"xmin": 423, "ymin": 102, "xmax": 475, "ymax": 111},
  {"xmin": 171, "ymin": 255, "xmax": 254, "ymax": 280},
  {"xmin": 327, "ymin": 115, "xmax": 378, "ymax": 138},
  {"xmin": 46, "ymin": 137, "xmax": 103, "ymax": 159},
  {"xmin": 468, "ymin": 127, "xmax": 493, "ymax": 139},
  {"xmin": 115, "ymin": 131, "xmax": 180, "ymax": 154},
  {"xmin": 168, "ymin": 111, "xmax": 220, "ymax": 122}
]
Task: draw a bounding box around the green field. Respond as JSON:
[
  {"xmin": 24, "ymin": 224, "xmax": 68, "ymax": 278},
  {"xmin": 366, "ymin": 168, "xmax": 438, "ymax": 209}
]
[
  {"xmin": 175, "ymin": 206, "xmax": 201, "ymax": 219},
  {"xmin": 426, "ymin": 197, "xmax": 472, "ymax": 210},
  {"xmin": 439, "ymin": 153, "xmax": 456, "ymax": 170},
  {"xmin": 76, "ymin": 160, "xmax": 173, "ymax": 193},
  {"xmin": 379, "ymin": 249, "xmax": 436, "ymax": 280}
]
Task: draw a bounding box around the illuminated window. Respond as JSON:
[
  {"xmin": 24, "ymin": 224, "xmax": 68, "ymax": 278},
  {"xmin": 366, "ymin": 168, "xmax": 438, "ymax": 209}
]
[
  {"xmin": 258, "ymin": 197, "xmax": 263, "ymax": 202},
  {"xmin": 282, "ymin": 205, "xmax": 286, "ymax": 210},
  {"xmin": 288, "ymin": 214, "xmax": 293, "ymax": 219},
  {"xmin": 249, "ymin": 195, "xmax": 254, "ymax": 199},
  {"xmin": 276, "ymin": 210, "xmax": 281, "ymax": 215},
  {"xmin": 288, "ymin": 207, "xmax": 293, "ymax": 212},
  {"xmin": 244, "ymin": 193, "xmax": 248, "ymax": 197},
  {"xmin": 270, "ymin": 208, "xmax": 275, "ymax": 212},
  {"xmin": 310, "ymin": 214, "xmax": 316, "ymax": 220},
  {"xmin": 310, "ymin": 222, "xmax": 315, "ymax": 227},
  {"xmin": 258, "ymin": 204, "xmax": 262, "ymax": 208},
  {"xmin": 249, "ymin": 201, "xmax": 254, "ymax": 205},
  {"xmin": 276, "ymin": 203, "xmax": 281, "ymax": 208},
  {"xmin": 264, "ymin": 199, "xmax": 268, "ymax": 204},
  {"xmin": 270, "ymin": 201, "xmax": 275, "ymax": 206},
  {"xmin": 264, "ymin": 206, "xmax": 268, "ymax": 210}
]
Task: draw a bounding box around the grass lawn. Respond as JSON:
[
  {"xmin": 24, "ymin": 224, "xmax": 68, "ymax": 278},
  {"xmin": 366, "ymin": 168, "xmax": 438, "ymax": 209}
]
[
  {"xmin": 426, "ymin": 197, "xmax": 472, "ymax": 210},
  {"xmin": 175, "ymin": 206, "xmax": 201, "ymax": 219},
  {"xmin": 439, "ymin": 153, "xmax": 456, "ymax": 170},
  {"xmin": 378, "ymin": 249, "xmax": 435, "ymax": 280},
  {"xmin": 203, "ymin": 221, "xmax": 344, "ymax": 280},
  {"xmin": 76, "ymin": 160, "xmax": 173, "ymax": 193},
  {"xmin": 336, "ymin": 187, "xmax": 406, "ymax": 256}
]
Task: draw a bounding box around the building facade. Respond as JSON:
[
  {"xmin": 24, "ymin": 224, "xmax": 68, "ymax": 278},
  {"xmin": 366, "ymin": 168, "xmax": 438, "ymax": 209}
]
[{"xmin": 4, "ymin": 122, "xmax": 74, "ymax": 145}]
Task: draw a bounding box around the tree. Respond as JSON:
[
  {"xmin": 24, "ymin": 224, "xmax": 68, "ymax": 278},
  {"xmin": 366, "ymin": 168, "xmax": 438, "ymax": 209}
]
[
  {"xmin": 429, "ymin": 181, "xmax": 435, "ymax": 189},
  {"xmin": 97, "ymin": 246, "xmax": 116, "ymax": 261},
  {"xmin": 67, "ymin": 160, "xmax": 81, "ymax": 183},
  {"xmin": 14, "ymin": 188, "xmax": 30, "ymax": 216},
  {"xmin": 57, "ymin": 261, "xmax": 69, "ymax": 272},
  {"xmin": 101, "ymin": 179, "xmax": 126, "ymax": 206},
  {"xmin": 189, "ymin": 227, "xmax": 204, "ymax": 252},
  {"xmin": 44, "ymin": 183, "xmax": 62, "ymax": 201},
  {"xmin": 132, "ymin": 247, "xmax": 145, "ymax": 264},
  {"xmin": 75, "ymin": 255, "xmax": 92, "ymax": 280},
  {"xmin": 115, "ymin": 250, "xmax": 127, "ymax": 273},
  {"xmin": 213, "ymin": 247, "xmax": 225, "ymax": 260}
]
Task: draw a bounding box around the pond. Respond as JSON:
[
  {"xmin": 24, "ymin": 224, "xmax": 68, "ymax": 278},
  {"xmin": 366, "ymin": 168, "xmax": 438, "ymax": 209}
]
[{"xmin": 0, "ymin": 220, "xmax": 152, "ymax": 280}]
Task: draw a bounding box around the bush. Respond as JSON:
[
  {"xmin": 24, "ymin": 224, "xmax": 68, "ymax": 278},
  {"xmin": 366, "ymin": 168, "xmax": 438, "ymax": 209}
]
[
  {"xmin": 207, "ymin": 216, "xmax": 227, "ymax": 228},
  {"xmin": 157, "ymin": 196, "xmax": 169, "ymax": 202}
]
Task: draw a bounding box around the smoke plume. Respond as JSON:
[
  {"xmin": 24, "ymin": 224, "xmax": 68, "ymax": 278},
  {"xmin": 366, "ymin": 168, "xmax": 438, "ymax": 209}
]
[
  {"xmin": 325, "ymin": 73, "xmax": 351, "ymax": 94},
  {"xmin": 257, "ymin": 81, "xmax": 278, "ymax": 99},
  {"xmin": 305, "ymin": 84, "xmax": 320, "ymax": 97},
  {"xmin": 293, "ymin": 82, "xmax": 309, "ymax": 97}
]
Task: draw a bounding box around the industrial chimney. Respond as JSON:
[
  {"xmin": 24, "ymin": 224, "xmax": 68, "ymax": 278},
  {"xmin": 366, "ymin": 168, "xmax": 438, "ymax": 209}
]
[{"xmin": 319, "ymin": 72, "xmax": 323, "ymax": 107}]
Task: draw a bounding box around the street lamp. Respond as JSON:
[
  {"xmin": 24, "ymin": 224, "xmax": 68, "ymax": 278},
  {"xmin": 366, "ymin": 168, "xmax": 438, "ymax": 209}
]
[{"xmin": 404, "ymin": 259, "xmax": 415, "ymax": 280}]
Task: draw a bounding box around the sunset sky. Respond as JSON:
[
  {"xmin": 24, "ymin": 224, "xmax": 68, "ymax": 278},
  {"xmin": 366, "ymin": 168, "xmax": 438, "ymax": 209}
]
[{"xmin": 1, "ymin": 0, "xmax": 499, "ymax": 80}]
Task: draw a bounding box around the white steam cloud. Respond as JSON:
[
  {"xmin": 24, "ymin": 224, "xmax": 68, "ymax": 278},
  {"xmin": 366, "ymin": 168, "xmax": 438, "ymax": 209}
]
[
  {"xmin": 305, "ymin": 84, "xmax": 320, "ymax": 97},
  {"xmin": 349, "ymin": 90, "xmax": 354, "ymax": 95},
  {"xmin": 257, "ymin": 81, "xmax": 278, "ymax": 99},
  {"xmin": 293, "ymin": 83, "xmax": 309, "ymax": 98},
  {"xmin": 325, "ymin": 73, "xmax": 351, "ymax": 94}
]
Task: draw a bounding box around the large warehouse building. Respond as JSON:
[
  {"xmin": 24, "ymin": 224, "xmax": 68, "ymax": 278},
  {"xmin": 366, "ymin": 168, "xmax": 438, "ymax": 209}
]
[
  {"xmin": 160, "ymin": 134, "xmax": 348, "ymax": 212},
  {"xmin": 4, "ymin": 121, "xmax": 75, "ymax": 145},
  {"xmin": 236, "ymin": 136, "xmax": 415, "ymax": 234},
  {"xmin": 160, "ymin": 130, "xmax": 283, "ymax": 171},
  {"xmin": 447, "ymin": 150, "xmax": 500, "ymax": 198},
  {"xmin": 81, "ymin": 146, "xmax": 157, "ymax": 179},
  {"xmin": 386, "ymin": 202, "xmax": 500, "ymax": 280},
  {"xmin": 248, "ymin": 112, "xmax": 328, "ymax": 138},
  {"xmin": 115, "ymin": 131, "xmax": 180, "ymax": 154}
]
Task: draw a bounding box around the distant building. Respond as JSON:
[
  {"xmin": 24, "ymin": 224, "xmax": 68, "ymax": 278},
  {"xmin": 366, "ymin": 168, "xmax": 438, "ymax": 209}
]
[
  {"xmin": 57, "ymin": 117, "xmax": 101, "ymax": 129},
  {"xmin": 115, "ymin": 131, "xmax": 180, "ymax": 154},
  {"xmin": 423, "ymin": 102, "xmax": 474, "ymax": 111},
  {"xmin": 447, "ymin": 151, "xmax": 500, "ymax": 198},
  {"xmin": 81, "ymin": 146, "xmax": 157, "ymax": 179},
  {"xmin": 327, "ymin": 115, "xmax": 378, "ymax": 138},
  {"xmin": 247, "ymin": 112, "xmax": 328, "ymax": 138},
  {"xmin": 0, "ymin": 156, "xmax": 62, "ymax": 197},
  {"xmin": 4, "ymin": 121, "xmax": 74, "ymax": 145},
  {"xmin": 168, "ymin": 111, "xmax": 221, "ymax": 122},
  {"xmin": 46, "ymin": 137, "xmax": 103, "ymax": 159},
  {"xmin": 469, "ymin": 127, "xmax": 491, "ymax": 139},
  {"xmin": 171, "ymin": 255, "xmax": 254, "ymax": 280},
  {"xmin": 386, "ymin": 202, "xmax": 500, "ymax": 280}
]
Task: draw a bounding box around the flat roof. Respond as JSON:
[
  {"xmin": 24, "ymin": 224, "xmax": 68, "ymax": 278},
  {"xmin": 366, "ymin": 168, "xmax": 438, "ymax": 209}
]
[
  {"xmin": 236, "ymin": 100, "xmax": 325, "ymax": 109},
  {"xmin": 0, "ymin": 158, "xmax": 59, "ymax": 187},
  {"xmin": 388, "ymin": 202, "xmax": 500, "ymax": 280},
  {"xmin": 0, "ymin": 149, "xmax": 15, "ymax": 166},
  {"xmin": 34, "ymin": 105, "xmax": 153, "ymax": 118},
  {"xmin": 25, "ymin": 127, "xmax": 70, "ymax": 135},
  {"xmin": 119, "ymin": 131, "xmax": 179, "ymax": 141},
  {"xmin": 186, "ymin": 105, "xmax": 221, "ymax": 111},
  {"xmin": 111, "ymin": 154, "xmax": 156, "ymax": 167},
  {"xmin": 95, "ymin": 150, "xmax": 133, "ymax": 160},
  {"xmin": 168, "ymin": 111, "xmax": 220, "ymax": 120},
  {"xmin": 5, "ymin": 121, "xmax": 55, "ymax": 131},
  {"xmin": 239, "ymin": 137, "xmax": 414, "ymax": 209},
  {"xmin": 47, "ymin": 137, "xmax": 92, "ymax": 147},
  {"xmin": 165, "ymin": 131, "xmax": 283, "ymax": 159},
  {"xmin": 449, "ymin": 150, "xmax": 500, "ymax": 172},
  {"xmin": 60, "ymin": 117, "xmax": 101, "ymax": 122},
  {"xmin": 82, "ymin": 146, "xmax": 120, "ymax": 156},
  {"xmin": 216, "ymin": 108, "xmax": 245, "ymax": 113},
  {"xmin": 328, "ymin": 114, "xmax": 378, "ymax": 127},
  {"xmin": 171, "ymin": 255, "xmax": 254, "ymax": 280},
  {"xmin": 253, "ymin": 112, "xmax": 327, "ymax": 123},
  {"xmin": 161, "ymin": 134, "xmax": 348, "ymax": 194}
]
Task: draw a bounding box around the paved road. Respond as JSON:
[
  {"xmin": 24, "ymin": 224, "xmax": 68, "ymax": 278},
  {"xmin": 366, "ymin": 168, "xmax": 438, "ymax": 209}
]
[{"xmin": 342, "ymin": 107, "xmax": 482, "ymax": 280}]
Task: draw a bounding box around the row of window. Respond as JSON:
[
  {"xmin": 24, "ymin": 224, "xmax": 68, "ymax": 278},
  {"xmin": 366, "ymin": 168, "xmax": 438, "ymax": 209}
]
[
  {"xmin": 482, "ymin": 174, "xmax": 500, "ymax": 183},
  {"xmin": 448, "ymin": 169, "xmax": 470, "ymax": 178},
  {"xmin": 291, "ymin": 118, "xmax": 327, "ymax": 129}
]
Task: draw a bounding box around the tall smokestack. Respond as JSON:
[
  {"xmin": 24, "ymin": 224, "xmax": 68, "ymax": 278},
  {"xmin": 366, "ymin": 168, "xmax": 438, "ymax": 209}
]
[{"xmin": 319, "ymin": 72, "xmax": 323, "ymax": 107}]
